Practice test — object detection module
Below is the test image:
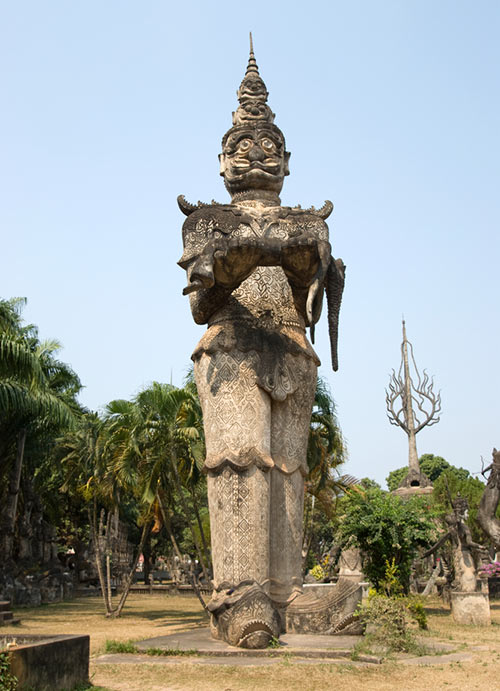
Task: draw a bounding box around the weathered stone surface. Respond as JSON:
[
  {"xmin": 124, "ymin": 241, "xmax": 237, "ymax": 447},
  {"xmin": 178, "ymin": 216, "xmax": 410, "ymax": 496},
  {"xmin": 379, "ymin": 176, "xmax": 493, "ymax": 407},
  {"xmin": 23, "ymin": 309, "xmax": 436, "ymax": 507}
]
[
  {"xmin": 286, "ymin": 578, "xmax": 363, "ymax": 635},
  {"xmin": 6, "ymin": 634, "xmax": 89, "ymax": 691},
  {"xmin": 478, "ymin": 448, "xmax": 500, "ymax": 548},
  {"xmin": 423, "ymin": 494, "xmax": 491, "ymax": 597},
  {"xmin": 179, "ymin": 38, "xmax": 344, "ymax": 647},
  {"xmin": 450, "ymin": 591, "xmax": 491, "ymax": 626},
  {"xmin": 338, "ymin": 547, "xmax": 364, "ymax": 581},
  {"xmin": 0, "ymin": 568, "xmax": 73, "ymax": 607},
  {"xmin": 393, "ymin": 484, "xmax": 433, "ymax": 499},
  {"xmin": 207, "ymin": 581, "xmax": 281, "ymax": 648}
]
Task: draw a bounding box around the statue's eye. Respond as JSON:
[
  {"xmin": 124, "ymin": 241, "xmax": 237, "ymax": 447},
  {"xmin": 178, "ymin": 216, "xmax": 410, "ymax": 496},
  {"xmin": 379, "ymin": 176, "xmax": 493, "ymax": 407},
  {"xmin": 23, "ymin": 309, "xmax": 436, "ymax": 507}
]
[
  {"xmin": 260, "ymin": 138, "xmax": 275, "ymax": 153},
  {"xmin": 237, "ymin": 139, "xmax": 252, "ymax": 153}
]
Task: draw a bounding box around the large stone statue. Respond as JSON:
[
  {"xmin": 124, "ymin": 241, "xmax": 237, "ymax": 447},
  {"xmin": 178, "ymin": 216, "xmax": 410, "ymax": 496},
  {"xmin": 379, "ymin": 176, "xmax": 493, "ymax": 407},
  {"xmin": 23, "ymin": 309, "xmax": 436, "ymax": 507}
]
[
  {"xmin": 178, "ymin": 39, "xmax": 345, "ymax": 648},
  {"xmin": 478, "ymin": 448, "xmax": 500, "ymax": 548},
  {"xmin": 422, "ymin": 494, "xmax": 491, "ymax": 625}
]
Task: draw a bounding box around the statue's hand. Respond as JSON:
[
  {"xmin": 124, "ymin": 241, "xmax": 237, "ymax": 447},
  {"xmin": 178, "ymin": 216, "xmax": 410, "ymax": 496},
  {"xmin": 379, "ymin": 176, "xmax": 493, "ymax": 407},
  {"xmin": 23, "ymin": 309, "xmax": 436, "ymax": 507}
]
[
  {"xmin": 281, "ymin": 235, "xmax": 321, "ymax": 288},
  {"xmin": 213, "ymin": 237, "xmax": 281, "ymax": 289}
]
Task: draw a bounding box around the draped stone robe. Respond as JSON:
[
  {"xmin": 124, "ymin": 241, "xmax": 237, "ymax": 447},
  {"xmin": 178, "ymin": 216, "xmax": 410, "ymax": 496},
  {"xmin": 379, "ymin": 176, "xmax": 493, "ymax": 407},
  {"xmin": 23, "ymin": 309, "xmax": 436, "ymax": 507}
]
[{"xmin": 179, "ymin": 198, "xmax": 329, "ymax": 606}]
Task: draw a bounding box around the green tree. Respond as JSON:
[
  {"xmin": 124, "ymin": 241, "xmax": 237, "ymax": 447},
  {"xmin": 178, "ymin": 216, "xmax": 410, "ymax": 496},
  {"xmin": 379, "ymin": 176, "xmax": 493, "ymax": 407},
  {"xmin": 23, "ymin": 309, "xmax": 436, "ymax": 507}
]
[
  {"xmin": 302, "ymin": 376, "xmax": 355, "ymax": 570},
  {"xmin": 336, "ymin": 486, "xmax": 438, "ymax": 592},
  {"xmin": 0, "ymin": 298, "xmax": 80, "ymax": 560}
]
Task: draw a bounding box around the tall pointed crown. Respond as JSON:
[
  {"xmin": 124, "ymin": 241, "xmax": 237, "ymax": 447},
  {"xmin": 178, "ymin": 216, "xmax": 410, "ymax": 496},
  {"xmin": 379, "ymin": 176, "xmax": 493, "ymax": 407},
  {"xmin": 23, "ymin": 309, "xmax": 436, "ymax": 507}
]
[{"xmin": 232, "ymin": 33, "xmax": 276, "ymax": 126}]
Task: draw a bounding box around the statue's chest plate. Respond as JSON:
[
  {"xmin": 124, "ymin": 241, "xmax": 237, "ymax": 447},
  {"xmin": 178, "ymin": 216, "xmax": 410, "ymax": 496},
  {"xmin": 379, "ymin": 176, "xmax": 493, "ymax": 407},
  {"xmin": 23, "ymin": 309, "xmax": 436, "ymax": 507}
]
[{"xmin": 223, "ymin": 215, "xmax": 302, "ymax": 329}]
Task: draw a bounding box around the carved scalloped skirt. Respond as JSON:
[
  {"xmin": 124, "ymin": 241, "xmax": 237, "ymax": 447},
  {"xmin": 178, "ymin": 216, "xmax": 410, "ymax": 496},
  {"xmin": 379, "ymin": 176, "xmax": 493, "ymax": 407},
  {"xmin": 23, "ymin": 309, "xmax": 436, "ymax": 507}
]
[{"xmin": 194, "ymin": 348, "xmax": 316, "ymax": 605}]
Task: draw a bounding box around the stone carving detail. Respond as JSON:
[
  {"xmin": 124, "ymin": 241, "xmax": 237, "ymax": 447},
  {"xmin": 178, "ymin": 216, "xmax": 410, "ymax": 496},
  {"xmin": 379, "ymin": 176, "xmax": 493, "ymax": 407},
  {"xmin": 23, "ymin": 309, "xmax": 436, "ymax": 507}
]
[
  {"xmin": 179, "ymin": 38, "xmax": 345, "ymax": 647},
  {"xmin": 478, "ymin": 448, "xmax": 500, "ymax": 547},
  {"xmin": 286, "ymin": 578, "xmax": 363, "ymax": 635},
  {"xmin": 423, "ymin": 492, "xmax": 490, "ymax": 624},
  {"xmin": 207, "ymin": 581, "xmax": 281, "ymax": 648},
  {"xmin": 338, "ymin": 547, "xmax": 364, "ymax": 581}
]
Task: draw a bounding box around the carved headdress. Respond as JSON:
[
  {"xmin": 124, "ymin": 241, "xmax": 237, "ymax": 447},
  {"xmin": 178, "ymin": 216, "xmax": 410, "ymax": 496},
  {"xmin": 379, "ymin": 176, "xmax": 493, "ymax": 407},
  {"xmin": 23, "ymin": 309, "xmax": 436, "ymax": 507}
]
[
  {"xmin": 222, "ymin": 34, "xmax": 285, "ymax": 147},
  {"xmin": 232, "ymin": 34, "xmax": 275, "ymax": 127}
]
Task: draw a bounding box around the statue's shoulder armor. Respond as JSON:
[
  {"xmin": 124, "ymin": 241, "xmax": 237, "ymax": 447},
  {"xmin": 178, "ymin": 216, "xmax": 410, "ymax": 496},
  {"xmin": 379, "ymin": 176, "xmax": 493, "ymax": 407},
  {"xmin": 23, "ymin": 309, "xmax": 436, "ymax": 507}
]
[
  {"xmin": 278, "ymin": 200, "xmax": 333, "ymax": 241},
  {"xmin": 282, "ymin": 200, "xmax": 333, "ymax": 221},
  {"xmin": 178, "ymin": 196, "xmax": 252, "ymax": 268}
]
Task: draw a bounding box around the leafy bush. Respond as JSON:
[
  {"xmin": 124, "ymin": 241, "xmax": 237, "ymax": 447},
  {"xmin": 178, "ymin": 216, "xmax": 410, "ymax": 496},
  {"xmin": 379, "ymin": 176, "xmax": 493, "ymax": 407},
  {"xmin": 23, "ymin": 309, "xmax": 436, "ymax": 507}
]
[
  {"xmin": 0, "ymin": 651, "xmax": 17, "ymax": 691},
  {"xmin": 310, "ymin": 564, "xmax": 325, "ymax": 581},
  {"xmin": 406, "ymin": 596, "xmax": 428, "ymax": 630},
  {"xmin": 336, "ymin": 487, "xmax": 437, "ymax": 592},
  {"xmin": 356, "ymin": 593, "xmax": 413, "ymax": 652},
  {"xmin": 356, "ymin": 591, "xmax": 427, "ymax": 654}
]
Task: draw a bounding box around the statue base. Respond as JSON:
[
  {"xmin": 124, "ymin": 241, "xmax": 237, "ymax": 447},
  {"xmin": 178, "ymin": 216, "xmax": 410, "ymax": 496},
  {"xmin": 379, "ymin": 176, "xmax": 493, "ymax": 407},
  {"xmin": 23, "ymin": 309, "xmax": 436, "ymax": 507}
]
[
  {"xmin": 393, "ymin": 468, "xmax": 433, "ymax": 499},
  {"xmin": 392, "ymin": 485, "xmax": 434, "ymax": 499},
  {"xmin": 207, "ymin": 581, "xmax": 281, "ymax": 648},
  {"xmin": 286, "ymin": 578, "xmax": 363, "ymax": 635},
  {"xmin": 450, "ymin": 591, "xmax": 491, "ymax": 626}
]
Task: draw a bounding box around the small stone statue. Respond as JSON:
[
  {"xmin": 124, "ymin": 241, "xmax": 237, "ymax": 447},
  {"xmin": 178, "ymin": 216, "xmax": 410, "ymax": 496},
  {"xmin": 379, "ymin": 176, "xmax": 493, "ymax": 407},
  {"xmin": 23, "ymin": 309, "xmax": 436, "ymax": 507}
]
[
  {"xmin": 423, "ymin": 494, "xmax": 487, "ymax": 592},
  {"xmin": 178, "ymin": 38, "xmax": 345, "ymax": 648}
]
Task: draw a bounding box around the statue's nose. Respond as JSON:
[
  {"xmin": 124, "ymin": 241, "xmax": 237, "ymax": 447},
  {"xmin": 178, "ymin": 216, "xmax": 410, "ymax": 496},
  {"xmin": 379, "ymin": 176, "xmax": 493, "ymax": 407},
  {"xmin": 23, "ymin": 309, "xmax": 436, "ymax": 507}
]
[{"xmin": 248, "ymin": 144, "xmax": 266, "ymax": 162}]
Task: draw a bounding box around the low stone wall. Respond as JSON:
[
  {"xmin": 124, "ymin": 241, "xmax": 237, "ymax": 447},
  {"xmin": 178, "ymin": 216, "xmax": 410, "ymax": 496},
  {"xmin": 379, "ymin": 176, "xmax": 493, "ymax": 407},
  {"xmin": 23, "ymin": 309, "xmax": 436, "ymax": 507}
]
[
  {"xmin": 0, "ymin": 569, "xmax": 74, "ymax": 607},
  {"xmin": 5, "ymin": 634, "xmax": 89, "ymax": 691}
]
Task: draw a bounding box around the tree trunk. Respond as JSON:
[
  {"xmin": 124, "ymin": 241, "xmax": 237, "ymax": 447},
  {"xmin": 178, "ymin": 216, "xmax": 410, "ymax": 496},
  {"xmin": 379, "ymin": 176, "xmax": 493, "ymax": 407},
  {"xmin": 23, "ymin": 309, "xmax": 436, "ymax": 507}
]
[
  {"xmin": 142, "ymin": 531, "xmax": 152, "ymax": 586},
  {"xmin": 170, "ymin": 455, "xmax": 210, "ymax": 583},
  {"xmin": 88, "ymin": 503, "xmax": 112, "ymax": 615},
  {"xmin": 159, "ymin": 495, "xmax": 183, "ymax": 561},
  {"xmin": 105, "ymin": 511, "xmax": 113, "ymax": 612},
  {"xmin": 0, "ymin": 428, "xmax": 27, "ymax": 560},
  {"xmin": 158, "ymin": 495, "xmax": 209, "ymax": 614},
  {"xmin": 113, "ymin": 520, "xmax": 152, "ymax": 617},
  {"xmin": 190, "ymin": 488, "xmax": 211, "ymax": 575},
  {"xmin": 301, "ymin": 492, "xmax": 315, "ymax": 577}
]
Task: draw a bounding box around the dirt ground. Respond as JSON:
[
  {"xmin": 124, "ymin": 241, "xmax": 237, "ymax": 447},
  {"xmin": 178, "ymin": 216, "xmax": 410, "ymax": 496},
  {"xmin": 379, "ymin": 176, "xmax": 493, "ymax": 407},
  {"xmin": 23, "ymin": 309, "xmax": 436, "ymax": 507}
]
[{"xmin": 3, "ymin": 594, "xmax": 500, "ymax": 690}]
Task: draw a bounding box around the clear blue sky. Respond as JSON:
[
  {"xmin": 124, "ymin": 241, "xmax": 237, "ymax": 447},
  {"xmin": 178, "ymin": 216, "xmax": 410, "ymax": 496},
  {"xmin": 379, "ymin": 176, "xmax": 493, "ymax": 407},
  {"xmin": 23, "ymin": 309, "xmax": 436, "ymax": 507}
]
[{"xmin": 2, "ymin": 1, "xmax": 499, "ymax": 487}]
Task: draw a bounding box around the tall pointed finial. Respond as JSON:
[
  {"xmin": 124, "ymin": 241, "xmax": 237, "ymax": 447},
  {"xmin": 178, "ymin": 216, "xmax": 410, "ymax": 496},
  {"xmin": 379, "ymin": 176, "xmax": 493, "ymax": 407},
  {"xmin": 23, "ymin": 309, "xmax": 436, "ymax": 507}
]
[
  {"xmin": 245, "ymin": 32, "xmax": 258, "ymax": 76},
  {"xmin": 231, "ymin": 34, "xmax": 275, "ymax": 126}
]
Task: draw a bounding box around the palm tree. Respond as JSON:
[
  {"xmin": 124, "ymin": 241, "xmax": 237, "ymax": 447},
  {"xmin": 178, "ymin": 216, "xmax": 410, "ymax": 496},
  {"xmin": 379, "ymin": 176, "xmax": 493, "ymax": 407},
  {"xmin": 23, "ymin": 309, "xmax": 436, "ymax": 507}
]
[
  {"xmin": 113, "ymin": 382, "xmax": 210, "ymax": 582},
  {"xmin": 302, "ymin": 376, "xmax": 357, "ymax": 570},
  {"xmin": 0, "ymin": 298, "xmax": 79, "ymax": 560},
  {"xmin": 59, "ymin": 382, "xmax": 209, "ymax": 617}
]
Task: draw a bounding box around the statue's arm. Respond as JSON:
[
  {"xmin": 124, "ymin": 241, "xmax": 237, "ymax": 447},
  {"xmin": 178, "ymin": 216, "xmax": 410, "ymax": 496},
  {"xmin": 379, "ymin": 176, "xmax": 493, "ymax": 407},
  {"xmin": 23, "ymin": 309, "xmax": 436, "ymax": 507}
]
[
  {"xmin": 478, "ymin": 451, "xmax": 500, "ymax": 547},
  {"xmin": 181, "ymin": 233, "xmax": 282, "ymax": 324},
  {"xmin": 188, "ymin": 283, "xmax": 234, "ymax": 325},
  {"xmin": 421, "ymin": 531, "xmax": 451, "ymax": 559}
]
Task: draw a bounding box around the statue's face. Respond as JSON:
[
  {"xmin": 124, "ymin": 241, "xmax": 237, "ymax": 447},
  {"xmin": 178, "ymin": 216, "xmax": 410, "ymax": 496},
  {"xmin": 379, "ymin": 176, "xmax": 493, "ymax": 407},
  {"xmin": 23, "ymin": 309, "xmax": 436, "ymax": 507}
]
[{"xmin": 219, "ymin": 125, "xmax": 290, "ymax": 195}]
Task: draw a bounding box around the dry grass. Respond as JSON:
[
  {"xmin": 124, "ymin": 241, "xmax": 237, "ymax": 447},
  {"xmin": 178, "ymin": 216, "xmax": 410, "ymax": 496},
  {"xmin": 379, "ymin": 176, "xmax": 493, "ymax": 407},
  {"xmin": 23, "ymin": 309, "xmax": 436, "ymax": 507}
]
[
  {"xmin": 2, "ymin": 594, "xmax": 500, "ymax": 690},
  {"xmin": 3, "ymin": 593, "xmax": 207, "ymax": 655}
]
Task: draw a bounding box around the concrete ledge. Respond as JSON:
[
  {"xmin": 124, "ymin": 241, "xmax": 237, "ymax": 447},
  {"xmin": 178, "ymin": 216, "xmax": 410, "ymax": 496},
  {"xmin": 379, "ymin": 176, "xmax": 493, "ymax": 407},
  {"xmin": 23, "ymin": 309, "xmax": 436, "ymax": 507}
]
[
  {"xmin": 4, "ymin": 634, "xmax": 89, "ymax": 691},
  {"xmin": 134, "ymin": 627, "xmax": 380, "ymax": 663}
]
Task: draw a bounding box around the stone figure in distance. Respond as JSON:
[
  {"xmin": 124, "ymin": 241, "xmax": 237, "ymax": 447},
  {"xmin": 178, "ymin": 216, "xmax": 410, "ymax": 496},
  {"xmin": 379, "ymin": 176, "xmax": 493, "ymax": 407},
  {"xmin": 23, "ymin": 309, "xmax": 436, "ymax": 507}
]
[{"xmin": 178, "ymin": 37, "xmax": 345, "ymax": 648}]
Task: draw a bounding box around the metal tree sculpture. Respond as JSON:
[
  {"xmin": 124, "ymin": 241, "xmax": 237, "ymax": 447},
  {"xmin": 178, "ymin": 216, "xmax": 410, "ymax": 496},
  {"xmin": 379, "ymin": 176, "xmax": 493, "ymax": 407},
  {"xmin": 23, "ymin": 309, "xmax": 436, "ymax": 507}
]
[{"xmin": 386, "ymin": 320, "xmax": 442, "ymax": 490}]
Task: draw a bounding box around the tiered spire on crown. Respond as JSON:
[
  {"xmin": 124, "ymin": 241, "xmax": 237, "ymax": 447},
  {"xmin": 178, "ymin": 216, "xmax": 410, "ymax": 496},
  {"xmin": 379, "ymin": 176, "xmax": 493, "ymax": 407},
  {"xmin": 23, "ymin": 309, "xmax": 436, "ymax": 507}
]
[{"xmin": 232, "ymin": 33, "xmax": 275, "ymax": 126}]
